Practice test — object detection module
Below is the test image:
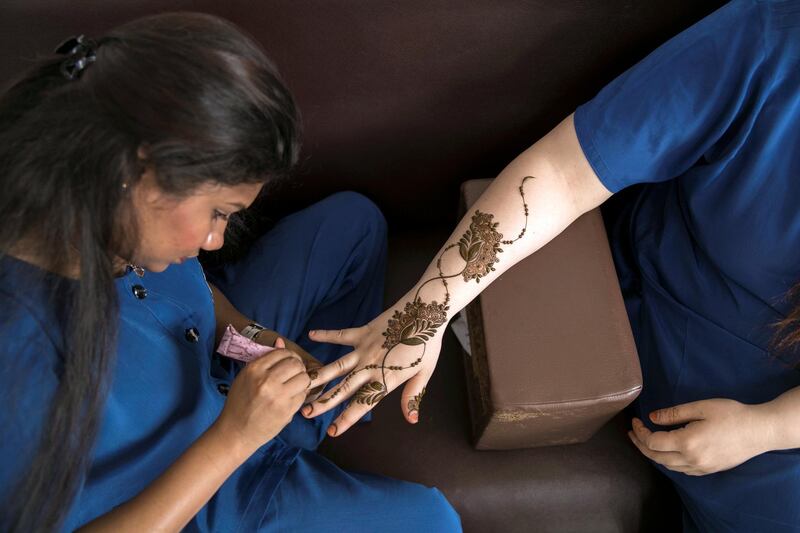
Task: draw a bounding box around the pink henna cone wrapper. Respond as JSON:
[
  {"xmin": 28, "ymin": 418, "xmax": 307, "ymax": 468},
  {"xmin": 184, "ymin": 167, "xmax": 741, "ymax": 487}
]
[{"xmin": 216, "ymin": 324, "xmax": 276, "ymax": 363}]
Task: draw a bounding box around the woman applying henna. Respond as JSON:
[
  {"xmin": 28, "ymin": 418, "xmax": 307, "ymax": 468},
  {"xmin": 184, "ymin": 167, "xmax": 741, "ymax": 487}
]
[{"xmin": 0, "ymin": 13, "xmax": 460, "ymax": 532}]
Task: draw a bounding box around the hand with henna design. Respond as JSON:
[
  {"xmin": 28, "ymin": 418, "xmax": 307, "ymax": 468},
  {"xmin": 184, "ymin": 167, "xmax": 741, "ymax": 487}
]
[
  {"xmin": 301, "ymin": 115, "xmax": 612, "ymax": 436},
  {"xmin": 302, "ymin": 307, "xmax": 445, "ymax": 434}
]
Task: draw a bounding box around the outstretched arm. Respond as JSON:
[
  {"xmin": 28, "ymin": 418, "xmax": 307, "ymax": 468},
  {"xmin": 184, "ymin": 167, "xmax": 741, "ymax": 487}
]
[{"xmin": 303, "ymin": 113, "xmax": 612, "ymax": 435}]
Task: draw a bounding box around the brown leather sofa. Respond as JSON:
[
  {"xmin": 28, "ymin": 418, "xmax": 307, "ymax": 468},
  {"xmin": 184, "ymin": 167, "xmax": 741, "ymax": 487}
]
[{"xmin": 0, "ymin": 1, "xmax": 728, "ymax": 530}]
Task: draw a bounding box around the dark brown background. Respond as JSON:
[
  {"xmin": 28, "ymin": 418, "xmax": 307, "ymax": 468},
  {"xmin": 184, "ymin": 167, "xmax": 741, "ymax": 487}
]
[{"xmin": 0, "ymin": 0, "xmax": 726, "ymax": 227}]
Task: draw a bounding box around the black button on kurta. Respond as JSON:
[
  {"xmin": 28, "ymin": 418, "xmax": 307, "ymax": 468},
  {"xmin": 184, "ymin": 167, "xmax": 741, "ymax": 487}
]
[
  {"xmin": 132, "ymin": 285, "xmax": 147, "ymax": 299},
  {"xmin": 217, "ymin": 383, "xmax": 230, "ymax": 396},
  {"xmin": 185, "ymin": 327, "xmax": 200, "ymax": 343}
]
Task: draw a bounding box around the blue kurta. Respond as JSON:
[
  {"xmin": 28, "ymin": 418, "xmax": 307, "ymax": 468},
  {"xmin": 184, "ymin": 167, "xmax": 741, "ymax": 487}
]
[
  {"xmin": 0, "ymin": 192, "xmax": 460, "ymax": 532},
  {"xmin": 575, "ymin": 0, "xmax": 800, "ymax": 530}
]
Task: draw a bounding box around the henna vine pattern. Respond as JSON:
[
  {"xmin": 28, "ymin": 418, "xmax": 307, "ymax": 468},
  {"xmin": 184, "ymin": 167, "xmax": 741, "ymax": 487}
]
[{"xmin": 321, "ymin": 176, "xmax": 535, "ymax": 408}]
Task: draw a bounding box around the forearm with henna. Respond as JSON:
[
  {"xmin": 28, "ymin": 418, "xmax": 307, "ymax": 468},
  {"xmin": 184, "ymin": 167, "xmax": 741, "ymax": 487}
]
[
  {"xmin": 322, "ymin": 177, "xmax": 535, "ymax": 409},
  {"xmin": 307, "ymin": 114, "xmax": 613, "ymax": 432}
]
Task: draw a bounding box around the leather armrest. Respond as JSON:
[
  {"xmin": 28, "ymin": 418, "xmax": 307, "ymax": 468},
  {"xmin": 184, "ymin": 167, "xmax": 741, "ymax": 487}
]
[{"xmin": 460, "ymin": 178, "xmax": 641, "ymax": 450}]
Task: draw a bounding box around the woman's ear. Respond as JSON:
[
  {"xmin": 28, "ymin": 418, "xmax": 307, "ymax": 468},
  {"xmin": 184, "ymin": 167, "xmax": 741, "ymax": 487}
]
[{"xmin": 132, "ymin": 145, "xmax": 163, "ymax": 202}]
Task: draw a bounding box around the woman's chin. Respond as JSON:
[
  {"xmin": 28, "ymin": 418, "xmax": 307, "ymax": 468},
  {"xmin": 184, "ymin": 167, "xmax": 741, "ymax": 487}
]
[
  {"xmin": 137, "ymin": 256, "xmax": 191, "ymax": 272},
  {"xmin": 142, "ymin": 261, "xmax": 171, "ymax": 273}
]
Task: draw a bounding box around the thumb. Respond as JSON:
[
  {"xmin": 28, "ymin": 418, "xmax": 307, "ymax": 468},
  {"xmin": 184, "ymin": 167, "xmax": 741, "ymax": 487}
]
[
  {"xmin": 650, "ymin": 401, "xmax": 705, "ymax": 426},
  {"xmin": 274, "ymin": 337, "xmax": 286, "ymax": 349},
  {"xmin": 401, "ymin": 372, "xmax": 431, "ymax": 424}
]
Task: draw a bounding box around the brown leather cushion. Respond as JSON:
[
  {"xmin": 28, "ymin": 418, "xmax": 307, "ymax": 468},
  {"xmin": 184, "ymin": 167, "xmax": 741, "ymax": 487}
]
[
  {"xmin": 320, "ymin": 230, "xmax": 680, "ymax": 532},
  {"xmin": 460, "ymin": 179, "xmax": 641, "ymax": 449}
]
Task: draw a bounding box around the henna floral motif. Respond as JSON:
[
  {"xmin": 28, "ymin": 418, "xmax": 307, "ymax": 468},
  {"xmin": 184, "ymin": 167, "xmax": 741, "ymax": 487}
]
[
  {"xmin": 458, "ymin": 211, "xmax": 504, "ymax": 283},
  {"xmin": 382, "ymin": 298, "xmax": 449, "ymax": 349},
  {"xmin": 407, "ymin": 387, "xmax": 426, "ymax": 415}
]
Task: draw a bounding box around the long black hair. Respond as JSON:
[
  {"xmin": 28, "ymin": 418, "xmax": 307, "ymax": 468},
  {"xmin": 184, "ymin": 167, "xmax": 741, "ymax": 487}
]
[{"xmin": 0, "ymin": 13, "xmax": 299, "ymax": 531}]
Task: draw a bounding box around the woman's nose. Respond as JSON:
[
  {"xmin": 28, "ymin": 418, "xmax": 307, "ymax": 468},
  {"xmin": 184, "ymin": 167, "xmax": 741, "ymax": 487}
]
[{"xmin": 201, "ymin": 231, "xmax": 224, "ymax": 251}]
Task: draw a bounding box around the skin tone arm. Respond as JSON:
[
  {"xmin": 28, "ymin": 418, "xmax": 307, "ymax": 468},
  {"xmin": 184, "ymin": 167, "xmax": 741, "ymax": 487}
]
[
  {"xmin": 302, "ymin": 113, "xmax": 612, "ymax": 434},
  {"xmin": 78, "ymin": 292, "xmax": 311, "ymax": 532},
  {"xmin": 305, "ymin": 112, "xmax": 800, "ymax": 475}
]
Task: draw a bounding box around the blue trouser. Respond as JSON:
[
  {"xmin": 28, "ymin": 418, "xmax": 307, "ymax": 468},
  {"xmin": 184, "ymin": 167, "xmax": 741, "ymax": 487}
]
[{"xmin": 207, "ymin": 192, "xmax": 461, "ymax": 532}]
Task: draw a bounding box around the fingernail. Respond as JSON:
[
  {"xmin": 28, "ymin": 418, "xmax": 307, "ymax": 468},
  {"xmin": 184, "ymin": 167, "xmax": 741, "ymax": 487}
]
[
  {"xmin": 409, "ymin": 412, "xmax": 419, "ymax": 424},
  {"xmin": 301, "ymin": 404, "xmax": 312, "ymax": 417},
  {"xmin": 309, "ymin": 330, "xmax": 316, "ymax": 336},
  {"xmin": 327, "ymin": 423, "xmax": 338, "ymax": 437}
]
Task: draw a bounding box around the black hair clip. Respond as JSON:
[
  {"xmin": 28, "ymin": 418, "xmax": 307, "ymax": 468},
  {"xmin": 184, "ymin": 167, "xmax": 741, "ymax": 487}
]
[{"xmin": 54, "ymin": 35, "xmax": 97, "ymax": 81}]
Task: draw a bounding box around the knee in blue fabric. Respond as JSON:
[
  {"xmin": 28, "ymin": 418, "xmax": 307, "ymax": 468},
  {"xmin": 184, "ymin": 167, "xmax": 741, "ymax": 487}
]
[{"xmin": 316, "ymin": 191, "xmax": 387, "ymax": 246}]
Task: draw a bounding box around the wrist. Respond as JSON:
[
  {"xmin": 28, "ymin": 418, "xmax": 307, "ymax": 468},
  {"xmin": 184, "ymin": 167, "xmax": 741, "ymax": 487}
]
[
  {"xmin": 207, "ymin": 417, "xmax": 260, "ymax": 462},
  {"xmin": 251, "ymin": 328, "xmax": 279, "ymax": 347},
  {"xmin": 750, "ymin": 401, "xmax": 781, "ymax": 454},
  {"xmin": 240, "ymin": 322, "xmax": 266, "ymax": 341},
  {"xmin": 381, "ymin": 291, "xmax": 451, "ymax": 351}
]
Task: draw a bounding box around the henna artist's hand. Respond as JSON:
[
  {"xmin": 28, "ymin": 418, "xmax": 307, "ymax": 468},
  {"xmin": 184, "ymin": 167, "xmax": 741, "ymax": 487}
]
[
  {"xmin": 254, "ymin": 331, "xmax": 325, "ymax": 402},
  {"xmin": 628, "ymin": 398, "xmax": 773, "ymax": 476},
  {"xmin": 213, "ymin": 338, "xmax": 311, "ymax": 452},
  {"xmin": 300, "ymin": 301, "xmax": 443, "ymax": 436}
]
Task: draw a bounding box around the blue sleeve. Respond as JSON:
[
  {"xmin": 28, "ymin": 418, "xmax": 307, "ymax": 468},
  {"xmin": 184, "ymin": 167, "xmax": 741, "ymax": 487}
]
[
  {"xmin": 574, "ymin": 0, "xmax": 770, "ymax": 193},
  {"xmin": 0, "ymin": 296, "xmax": 60, "ymax": 515}
]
